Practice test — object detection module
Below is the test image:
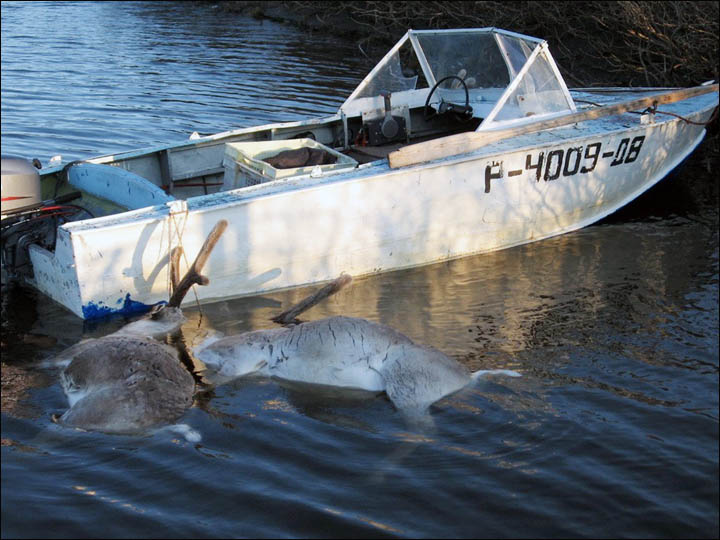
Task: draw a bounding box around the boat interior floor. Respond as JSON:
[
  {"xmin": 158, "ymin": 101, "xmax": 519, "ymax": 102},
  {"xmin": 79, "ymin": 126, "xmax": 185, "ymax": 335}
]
[{"xmin": 343, "ymin": 121, "xmax": 483, "ymax": 165}]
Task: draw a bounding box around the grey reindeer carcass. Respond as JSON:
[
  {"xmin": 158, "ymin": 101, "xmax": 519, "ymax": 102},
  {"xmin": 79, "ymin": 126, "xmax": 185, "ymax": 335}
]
[{"xmin": 52, "ymin": 220, "xmax": 227, "ymax": 438}]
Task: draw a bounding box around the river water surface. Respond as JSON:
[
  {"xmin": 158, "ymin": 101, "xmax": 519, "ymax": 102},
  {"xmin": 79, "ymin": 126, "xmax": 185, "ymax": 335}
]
[{"xmin": 2, "ymin": 2, "xmax": 718, "ymax": 538}]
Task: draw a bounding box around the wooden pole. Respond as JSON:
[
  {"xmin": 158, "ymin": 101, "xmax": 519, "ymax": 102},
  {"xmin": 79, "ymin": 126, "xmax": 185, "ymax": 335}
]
[{"xmin": 388, "ymin": 84, "xmax": 718, "ymax": 169}]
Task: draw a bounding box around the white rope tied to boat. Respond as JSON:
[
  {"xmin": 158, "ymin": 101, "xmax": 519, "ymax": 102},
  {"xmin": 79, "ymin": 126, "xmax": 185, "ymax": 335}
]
[{"xmin": 166, "ymin": 200, "xmax": 202, "ymax": 311}]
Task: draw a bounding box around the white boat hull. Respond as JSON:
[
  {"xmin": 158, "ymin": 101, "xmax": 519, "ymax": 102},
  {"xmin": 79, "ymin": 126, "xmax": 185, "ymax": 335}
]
[{"xmin": 26, "ymin": 97, "xmax": 715, "ymax": 319}]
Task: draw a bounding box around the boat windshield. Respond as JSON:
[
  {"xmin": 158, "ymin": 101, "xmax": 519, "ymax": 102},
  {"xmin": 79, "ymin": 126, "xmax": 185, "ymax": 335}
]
[{"xmin": 340, "ymin": 28, "xmax": 576, "ymax": 130}]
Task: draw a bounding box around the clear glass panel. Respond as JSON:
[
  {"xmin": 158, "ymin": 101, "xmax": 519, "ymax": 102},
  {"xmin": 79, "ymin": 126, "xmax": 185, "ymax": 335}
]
[
  {"xmin": 495, "ymin": 34, "xmax": 535, "ymax": 79},
  {"xmin": 415, "ymin": 32, "xmax": 509, "ymax": 90},
  {"xmin": 342, "ymin": 29, "xmax": 572, "ymax": 123},
  {"xmin": 355, "ymin": 40, "xmax": 424, "ymax": 98},
  {"xmin": 492, "ymin": 49, "xmax": 572, "ymax": 122}
]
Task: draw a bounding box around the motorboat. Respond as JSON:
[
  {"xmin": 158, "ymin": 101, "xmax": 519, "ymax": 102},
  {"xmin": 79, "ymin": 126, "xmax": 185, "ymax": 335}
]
[{"xmin": 2, "ymin": 28, "xmax": 717, "ymax": 319}]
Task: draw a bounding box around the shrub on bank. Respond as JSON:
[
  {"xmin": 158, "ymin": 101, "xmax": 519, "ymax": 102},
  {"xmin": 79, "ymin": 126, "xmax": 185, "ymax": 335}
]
[{"xmin": 274, "ymin": 1, "xmax": 718, "ymax": 88}]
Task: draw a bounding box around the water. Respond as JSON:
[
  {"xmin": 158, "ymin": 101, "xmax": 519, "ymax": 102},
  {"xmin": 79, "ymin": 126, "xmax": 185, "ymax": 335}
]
[{"xmin": 2, "ymin": 2, "xmax": 718, "ymax": 538}]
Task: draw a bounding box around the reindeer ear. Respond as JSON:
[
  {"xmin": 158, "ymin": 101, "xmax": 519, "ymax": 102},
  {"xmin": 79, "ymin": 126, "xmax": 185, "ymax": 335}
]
[{"xmin": 149, "ymin": 303, "xmax": 166, "ymax": 319}]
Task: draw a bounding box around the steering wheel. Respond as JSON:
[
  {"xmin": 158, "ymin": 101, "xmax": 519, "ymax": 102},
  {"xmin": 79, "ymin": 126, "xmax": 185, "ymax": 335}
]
[{"xmin": 424, "ymin": 75, "xmax": 473, "ymax": 121}]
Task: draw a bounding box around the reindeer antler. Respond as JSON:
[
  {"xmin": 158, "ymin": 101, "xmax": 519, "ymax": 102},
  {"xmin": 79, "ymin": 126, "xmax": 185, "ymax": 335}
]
[
  {"xmin": 271, "ymin": 273, "xmax": 352, "ymax": 325},
  {"xmin": 169, "ymin": 246, "xmax": 183, "ymax": 293},
  {"xmin": 168, "ymin": 219, "xmax": 228, "ymax": 308}
]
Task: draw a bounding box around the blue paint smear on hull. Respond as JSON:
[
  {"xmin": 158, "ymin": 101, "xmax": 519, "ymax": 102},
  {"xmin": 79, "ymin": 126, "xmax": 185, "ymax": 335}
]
[{"xmin": 82, "ymin": 293, "xmax": 157, "ymax": 320}]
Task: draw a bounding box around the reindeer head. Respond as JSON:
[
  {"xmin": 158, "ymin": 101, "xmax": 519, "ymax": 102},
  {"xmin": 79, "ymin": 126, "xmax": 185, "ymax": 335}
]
[{"xmin": 113, "ymin": 219, "xmax": 228, "ymax": 339}]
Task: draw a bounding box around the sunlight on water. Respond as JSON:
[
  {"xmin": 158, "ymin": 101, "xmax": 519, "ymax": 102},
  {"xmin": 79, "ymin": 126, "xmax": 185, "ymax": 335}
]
[{"xmin": 1, "ymin": 1, "xmax": 370, "ymax": 163}]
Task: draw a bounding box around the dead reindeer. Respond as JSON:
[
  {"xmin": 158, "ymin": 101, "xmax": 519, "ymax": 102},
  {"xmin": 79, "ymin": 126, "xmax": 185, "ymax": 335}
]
[
  {"xmin": 194, "ymin": 274, "xmax": 520, "ymax": 427},
  {"xmin": 51, "ymin": 220, "xmax": 227, "ymax": 439}
]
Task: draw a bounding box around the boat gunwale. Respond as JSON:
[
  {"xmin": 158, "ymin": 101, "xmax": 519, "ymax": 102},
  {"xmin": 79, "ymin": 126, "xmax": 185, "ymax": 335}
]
[{"xmin": 37, "ymin": 113, "xmax": 344, "ymax": 178}]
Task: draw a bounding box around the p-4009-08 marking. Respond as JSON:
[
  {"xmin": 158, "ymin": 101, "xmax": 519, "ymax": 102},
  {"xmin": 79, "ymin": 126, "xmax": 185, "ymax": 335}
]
[{"xmin": 484, "ymin": 135, "xmax": 646, "ymax": 193}]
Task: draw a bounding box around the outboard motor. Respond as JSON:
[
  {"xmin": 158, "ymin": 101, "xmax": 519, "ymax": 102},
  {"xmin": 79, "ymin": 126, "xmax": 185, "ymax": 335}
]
[
  {"xmin": 1, "ymin": 156, "xmax": 83, "ymax": 280},
  {"xmin": 1, "ymin": 156, "xmax": 42, "ymax": 214}
]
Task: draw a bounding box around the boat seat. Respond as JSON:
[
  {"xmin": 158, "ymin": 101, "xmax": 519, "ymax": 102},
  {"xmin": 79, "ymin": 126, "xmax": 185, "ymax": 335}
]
[{"xmin": 67, "ymin": 163, "xmax": 175, "ymax": 210}]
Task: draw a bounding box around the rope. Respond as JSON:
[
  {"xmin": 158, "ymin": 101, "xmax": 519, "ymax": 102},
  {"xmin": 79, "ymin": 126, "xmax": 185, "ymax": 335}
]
[
  {"xmin": 167, "ymin": 205, "xmax": 203, "ymax": 311},
  {"xmin": 574, "ymin": 99, "xmax": 719, "ymax": 126},
  {"xmin": 642, "ymin": 104, "xmax": 719, "ymax": 126}
]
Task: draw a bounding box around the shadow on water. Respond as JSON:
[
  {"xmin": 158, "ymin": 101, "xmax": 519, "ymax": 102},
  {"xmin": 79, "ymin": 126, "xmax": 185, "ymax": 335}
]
[{"xmin": 600, "ymin": 153, "xmax": 718, "ymax": 224}]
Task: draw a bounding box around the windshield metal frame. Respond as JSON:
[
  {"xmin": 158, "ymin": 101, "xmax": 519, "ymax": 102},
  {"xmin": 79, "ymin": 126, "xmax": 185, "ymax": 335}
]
[{"xmin": 340, "ymin": 28, "xmax": 575, "ymax": 131}]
